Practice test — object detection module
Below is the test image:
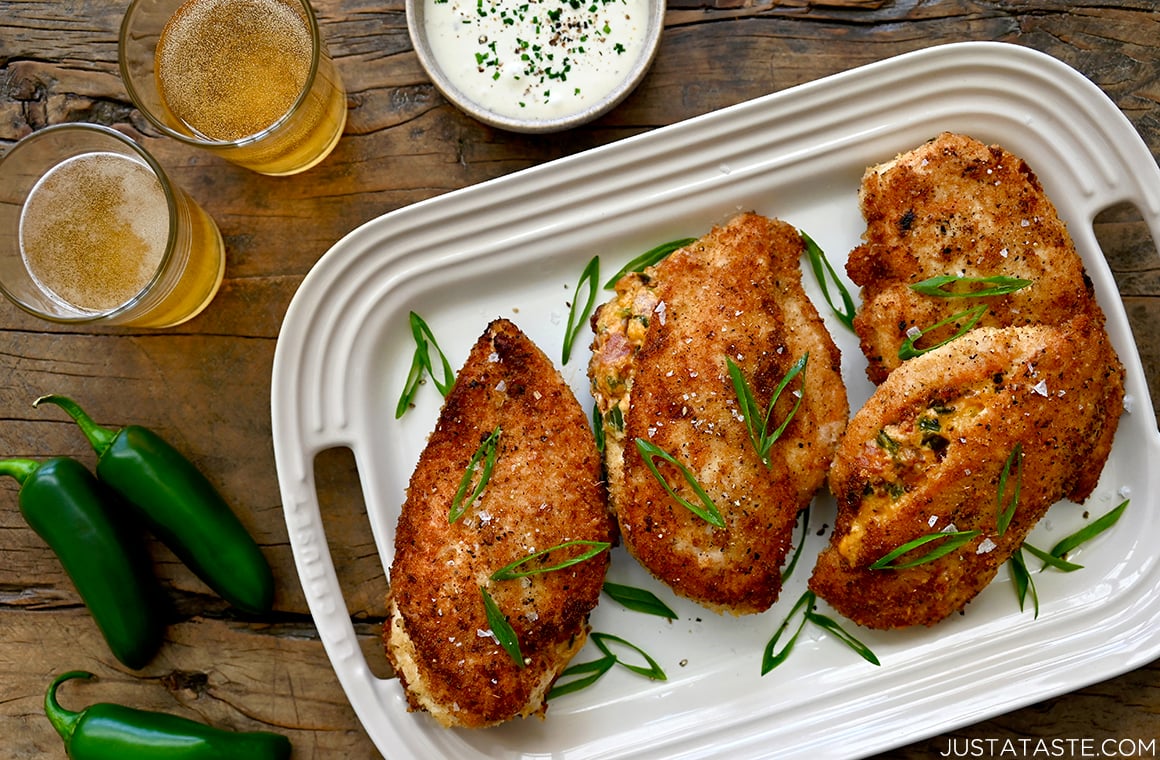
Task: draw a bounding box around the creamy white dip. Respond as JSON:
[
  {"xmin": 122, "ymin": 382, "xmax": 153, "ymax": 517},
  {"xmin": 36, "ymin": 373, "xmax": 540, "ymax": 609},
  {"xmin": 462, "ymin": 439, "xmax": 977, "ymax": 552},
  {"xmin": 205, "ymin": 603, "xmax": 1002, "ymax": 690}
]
[{"xmin": 423, "ymin": 0, "xmax": 650, "ymax": 121}]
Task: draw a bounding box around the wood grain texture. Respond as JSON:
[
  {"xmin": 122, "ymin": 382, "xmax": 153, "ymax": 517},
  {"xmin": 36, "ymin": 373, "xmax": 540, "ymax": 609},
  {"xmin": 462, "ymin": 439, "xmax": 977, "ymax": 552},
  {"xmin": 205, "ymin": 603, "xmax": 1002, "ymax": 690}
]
[{"xmin": 2, "ymin": 0, "xmax": 1159, "ymax": 757}]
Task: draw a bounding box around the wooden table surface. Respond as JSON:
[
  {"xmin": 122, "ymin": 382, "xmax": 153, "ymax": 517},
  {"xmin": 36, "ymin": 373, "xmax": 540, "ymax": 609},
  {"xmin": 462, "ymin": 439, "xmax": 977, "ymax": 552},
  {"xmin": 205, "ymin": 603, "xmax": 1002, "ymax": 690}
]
[{"xmin": 3, "ymin": 1, "xmax": 1160, "ymax": 757}]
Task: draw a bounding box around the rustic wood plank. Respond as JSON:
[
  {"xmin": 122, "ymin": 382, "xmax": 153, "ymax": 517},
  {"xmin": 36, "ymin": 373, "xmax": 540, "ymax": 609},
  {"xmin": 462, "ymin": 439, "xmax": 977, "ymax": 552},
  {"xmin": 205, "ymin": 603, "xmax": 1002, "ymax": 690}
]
[{"xmin": 0, "ymin": 610, "xmax": 386, "ymax": 758}]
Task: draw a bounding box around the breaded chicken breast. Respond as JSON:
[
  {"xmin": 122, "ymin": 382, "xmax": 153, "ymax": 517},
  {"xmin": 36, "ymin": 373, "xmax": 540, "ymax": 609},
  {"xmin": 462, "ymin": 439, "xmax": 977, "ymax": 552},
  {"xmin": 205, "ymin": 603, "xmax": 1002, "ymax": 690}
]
[
  {"xmin": 385, "ymin": 319, "xmax": 614, "ymax": 728},
  {"xmin": 589, "ymin": 212, "xmax": 848, "ymax": 614},
  {"xmin": 809, "ymin": 317, "xmax": 1124, "ymax": 628},
  {"xmin": 847, "ymin": 132, "xmax": 1105, "ymax": 384}
]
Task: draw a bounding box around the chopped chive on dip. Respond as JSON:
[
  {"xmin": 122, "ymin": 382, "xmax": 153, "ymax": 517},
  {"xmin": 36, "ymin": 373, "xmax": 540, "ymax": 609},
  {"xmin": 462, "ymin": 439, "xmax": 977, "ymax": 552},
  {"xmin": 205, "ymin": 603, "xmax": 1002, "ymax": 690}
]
[{"xmin": 423, "ymin": 0, "xmax": 650, "ymax": 121}]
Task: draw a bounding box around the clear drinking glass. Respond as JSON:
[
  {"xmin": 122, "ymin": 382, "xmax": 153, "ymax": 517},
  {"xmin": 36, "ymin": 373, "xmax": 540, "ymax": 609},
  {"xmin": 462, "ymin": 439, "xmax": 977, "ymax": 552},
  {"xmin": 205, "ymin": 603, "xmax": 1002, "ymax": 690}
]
[
  {"xmin": 0, "ymin": 123, "xmax": 225, "ymax": 327},
  {"xmin": 119, "ymin": 0, "xmax": 348, "ymax": 176}
]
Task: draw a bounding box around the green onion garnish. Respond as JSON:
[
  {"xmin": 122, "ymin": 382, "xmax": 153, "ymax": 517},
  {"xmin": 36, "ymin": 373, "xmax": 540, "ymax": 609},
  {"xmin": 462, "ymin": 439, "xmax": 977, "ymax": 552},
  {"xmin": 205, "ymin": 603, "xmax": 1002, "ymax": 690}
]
[
  {"xmin": 1010, "ymin": 500, "xmax": 1129, "ymax": 614},
  {"xmin": 761, "ymin": 589, "xmax": 812, "ymax": 675},
  {"xmin": 634, "ymin": 438, "xmax": 726, "ymax": 529},
  {"xmin": 870, "ymin": 529, "xmax": 981, "ymax": 570},
  {"xmin": 761, "ymin": 590, "xmax": 878, "ymax": 676},
  {"xmin": 480, "ymin": 585, "xmax": 523, "ymax": 668},
  {"xmin": 996, "ymin": 443, "xmax": 1023, "ymax": 536},
  {"xmin": 1021, "ymin": 541, "xmax": 1083, "ymax": 572},
  {"xmin": 727, "ymin": 353, "xmax": 808, "ymax": 468},
  {"xmin": 563, "ymin": 256, "xmax": 599, "ymax": 365},
  {"xmin": 547, "ymin": 654, "xmax": 615, "ymax": 698},
  {"xmin": 395, "ymin": 311, "xmax": 455, "ymax": 418},
  {"xmin": 603, "ymin": 238, "xmax": 696, "ymax": 289},
  {"xmin": 910, "ymin": 274, "xmax": 1032, "ymax": 298},
  {"xmin": 801, "ymin": 230, "xmax": 856, "ymax": 331},
  {"xmin": 448, "ymin": 426, "xmax": 501, "ymax": 523},
  {"xmin": 1049, "ymin": 499, "xmax": 1129, "ymax": 559},
  {"xmin": 591, "ymin": 632, "xmax": 666, "ymax": 680},
  {"xmin": 396, "ymin": 348, "xmax": 427, "ymax": 419},
  {"xmin": 806, "ymin": 607, "xmax": 880, "ymax": 666},
  {"xmin": 897, "ymin": 304, "xmax": 988, "ymax": 360},
  {"xmin": 1008, "ymin": 547, "xmax": 1039, "ymax": 618},
  {"xmin": 602, "ymin": 581, "xmax": 678, "ymax": 619},
  {"xmin": 591, "ymin": 404, "xmax": 605, "ymax": 453},
  {"xmin": 547, "ymin": 632, "xmax": 666, "ymax": 700},
  {"xmin": 490, "ymin": 540, "xmax": 611, "ymax": 581},
  {"xmin": 780, "ymin": 504, "xmax": 811, "ymax": 584}
]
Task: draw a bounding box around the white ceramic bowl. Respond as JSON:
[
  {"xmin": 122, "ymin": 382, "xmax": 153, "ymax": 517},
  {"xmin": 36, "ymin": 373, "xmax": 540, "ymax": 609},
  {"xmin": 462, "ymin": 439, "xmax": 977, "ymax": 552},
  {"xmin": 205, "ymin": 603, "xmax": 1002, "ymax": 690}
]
[{"xmin": 406, "ymin": 0, "xmax": 665, "ymax": 133}]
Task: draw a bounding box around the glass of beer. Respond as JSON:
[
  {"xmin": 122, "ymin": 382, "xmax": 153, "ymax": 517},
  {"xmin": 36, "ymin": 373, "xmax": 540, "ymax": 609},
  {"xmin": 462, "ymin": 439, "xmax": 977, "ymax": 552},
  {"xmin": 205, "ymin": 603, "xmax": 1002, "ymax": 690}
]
[
  {"xmin": 0, "ymin": 123, "xmax": 225, "ymax": 327},
  {"xmin": 119, "ymin": 0, "xmax": 347, "ymax": 176}
]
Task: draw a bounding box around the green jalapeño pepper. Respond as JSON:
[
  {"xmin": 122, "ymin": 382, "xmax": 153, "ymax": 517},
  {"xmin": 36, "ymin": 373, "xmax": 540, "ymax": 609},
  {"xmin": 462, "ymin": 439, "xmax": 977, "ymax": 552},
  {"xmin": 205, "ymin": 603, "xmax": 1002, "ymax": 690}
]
[
  {"xmin": 35, "ymin": 394, "xmax": 274, "ymax": 615},
  {"xmin": 0, "ymin": 457, "xmax": 164, "ymax": 670},
  {"xmin": 46, "ymin": 671, "xmax": 292, "ymax": 759}
]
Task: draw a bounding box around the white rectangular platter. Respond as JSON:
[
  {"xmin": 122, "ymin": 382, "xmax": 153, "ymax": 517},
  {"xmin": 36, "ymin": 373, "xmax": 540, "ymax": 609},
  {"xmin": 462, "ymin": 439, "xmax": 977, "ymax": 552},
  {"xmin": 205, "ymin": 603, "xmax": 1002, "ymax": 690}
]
[{"xmin": 271, "ymin": 42, "xmax": 1160, "ymax": 759}]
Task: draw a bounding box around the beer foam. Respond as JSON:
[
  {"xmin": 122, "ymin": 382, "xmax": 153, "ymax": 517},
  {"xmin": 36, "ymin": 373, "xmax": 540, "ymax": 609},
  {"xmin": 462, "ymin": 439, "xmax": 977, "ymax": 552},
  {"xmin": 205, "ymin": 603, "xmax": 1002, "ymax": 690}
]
[
  {"xmin": 19, "ymin": 152, "xmax": 169, "ymax": 312},
  {"xmin": 155, "ymin": 0, "xmax": 313, "ymax": 141}
]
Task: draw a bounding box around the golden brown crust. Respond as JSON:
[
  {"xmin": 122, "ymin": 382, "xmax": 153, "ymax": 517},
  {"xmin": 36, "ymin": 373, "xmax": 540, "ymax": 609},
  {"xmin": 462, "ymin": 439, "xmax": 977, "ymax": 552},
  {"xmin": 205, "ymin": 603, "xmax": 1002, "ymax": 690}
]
[
  {"xmin": 385, "ymin": 318, "xmax": 614, "ymax": 728},
  {"xmin": 847, "ymin": 132, "xmax": 1104, "ymax": 384},
  {"xmin": 808, "ymin": 318, "xmax": 1124, "ymax": 629},
  {"xmin": 589, "ymin": 212, "xmax": 848, "ymax": 614}
]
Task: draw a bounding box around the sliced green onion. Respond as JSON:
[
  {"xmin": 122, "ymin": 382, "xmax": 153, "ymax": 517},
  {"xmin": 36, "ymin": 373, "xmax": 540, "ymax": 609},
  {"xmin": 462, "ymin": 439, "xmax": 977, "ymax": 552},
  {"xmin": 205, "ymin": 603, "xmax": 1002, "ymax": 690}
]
[
  {"xmin": 395, "ymin": 346, "xmax": 427, "ymax": 419},
  {"xmin": 603, "ymin": 238, "xmax": 696, "ymax": 289},
  {"xmin": 605, "ymin": 405, "xmax": 624, "ymax": 432},
  {"xmin": 448, "ymin": 426, "xmax": 501, "ymax": 523},
  {"xmin": 547, "ymin": 654, "xmax": 615, "ymax": 699},
  {"xmin": 480, "ymin": 586, "xmax": 523, "ymax": 668},
  {"xmin": 634, "ymin": 438, "xmax": 726, "ymax": 529},
  {"xmin": 602, "ymin": 581, "xmax": 678, "ymax": 619},
  {"xmin": 395, "ymin": 311, "xmax": 455, "ymax": 418},
  {"xmin": 761, "ymin": 589, "xmax": 813, "ymax": 675},
  {"xmin": 591, "ymin": 404, "xmax": 605, "ymax": 454},
  {"xmin": 547, "ymin": 632, "xmax": 666, "ymax": 700},
  {"xmin": 410, "ymin": 311, "xmax": 454, "ymax": 395},
  {"xmin": 591, "ymin": 632, "xmax": 667, "ymax": 680},
  {"xmin": 762, "ymin": 590, "xmax": 879, "ymax": 675},
  {"xmin": 1009, "ymin": 547, "xmax": 1039, "ymax": 618},
  {"xmin": 490, "ymin": 540, "xmax": 611, "ymax": 581},
  {"xmin": 1009, "ymin": 500, "xmax": 1130, "ymax": 616},
  {"xmin": 1021, "ymin": 541, "xmax": 1084, "ymax": 572},
  {"xmin": 805, "ymin": 608, "xmax": 880, "ymax": 666},
  {"xmin": 910, "ymin": 274, "xmax": 1032, "ymax": 298},
  {"xmin": 563, "ymin": 256, "xmax": 599, "ymax": 365},
  {"xmin": 801, "ymin": 230, "xmax": 856, "ymax": 331},
  {"xmin": 996, "ymin": 443, "xmax": 1023, "ymax": 536},
  {"xmin": 870, "ymin": 529, "xmax": 981, "ymax": 570},
  {"xmin": 1049, "ymin": 499, "xmax": 1129, "ymax": 559},
  {"xmin": 727, "ymin": 353, "xmax": 808, "ymax": 467},
  {"xmin": 898, "ymin": 304, "xmax": 988, "ymax": 360},
  {"xmin": 780, "ymin": 504, "xmax": 811, "ymax": 584}
]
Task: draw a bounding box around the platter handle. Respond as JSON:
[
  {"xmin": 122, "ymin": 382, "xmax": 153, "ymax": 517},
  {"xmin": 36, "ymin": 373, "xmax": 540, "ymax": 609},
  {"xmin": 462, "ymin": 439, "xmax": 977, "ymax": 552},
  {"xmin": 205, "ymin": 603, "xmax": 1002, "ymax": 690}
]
[{"xmin": 277, "ymin": 440, "xmax": 406, "ymax": 729}]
